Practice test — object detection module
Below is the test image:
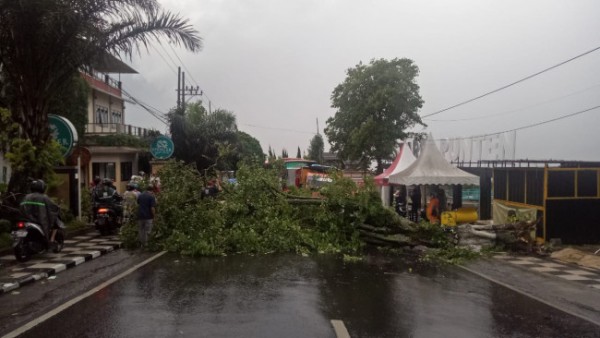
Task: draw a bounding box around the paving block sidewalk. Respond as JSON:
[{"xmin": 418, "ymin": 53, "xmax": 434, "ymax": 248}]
[
  {"xmin": 550, "ymin": 247, "xmax": 600, "ymax": 270},
  {"xmin": 495, "ymin": 253, "xmax": 600, "ymax": 290},
  {"xmin": 0, "ymin": 232, "xmax": 122, "ymax": 295}
]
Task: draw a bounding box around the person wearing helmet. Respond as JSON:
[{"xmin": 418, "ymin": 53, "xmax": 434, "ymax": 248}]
[
  {"xmin": 20, "ymin": 179, "xmax": 60, "ymax": 244},
  {"xmin": 93, "ymin": 178, "xmax": 123, "ymax": 220}
]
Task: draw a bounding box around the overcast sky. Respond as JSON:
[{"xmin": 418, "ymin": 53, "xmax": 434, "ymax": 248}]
[{"xmin": 120, "ymin": 0, "xmax": 600, "ymax": 161}]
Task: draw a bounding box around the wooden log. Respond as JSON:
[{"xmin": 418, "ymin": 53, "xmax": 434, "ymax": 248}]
[
  {"xmin": 359, "ymin": 223, "xmax": 397, "ymax": 235},
  {"xmin": 359, "ymin": 229, "xmax": 414, "ymax": 246}
]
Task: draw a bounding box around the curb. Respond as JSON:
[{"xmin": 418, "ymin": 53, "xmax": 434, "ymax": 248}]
[
  {"xmin": 0, "ymin": 232, "xmax": 121, "ymax": 295},
  {"xmin": 0, "ymin": 224, "xmax": 97, "ymax": 259}
]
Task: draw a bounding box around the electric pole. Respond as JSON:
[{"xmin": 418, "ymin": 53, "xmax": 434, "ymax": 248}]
[
  {"xmin": 175, "ymin": 67, "xmax": 203, "ymax": 112},
  {"xmin": 177, "ymin": 67, "xmax": 181, "ymax": 109}
]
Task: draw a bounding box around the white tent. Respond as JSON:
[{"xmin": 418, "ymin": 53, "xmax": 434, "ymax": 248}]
[
  {"xmin": 388, "ymin": 134, "xmax": 479, "ymax": 186},
  {"xmin": 374, "ymin": 143, "xmax": 417, "ymax": 186},
  {"xmin": 375, "ymin": 143, "xmax": 417, "ymax": 206}
]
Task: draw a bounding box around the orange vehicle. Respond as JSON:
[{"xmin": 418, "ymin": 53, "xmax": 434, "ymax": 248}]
[{"xmin": 295, "ymin": 164, "xmax": 334, "ymax": 188}]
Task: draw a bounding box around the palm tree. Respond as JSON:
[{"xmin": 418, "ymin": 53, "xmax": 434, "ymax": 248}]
[{"xmin": 0, "ymin": 0, "xmax": 201, "ymax": 192}]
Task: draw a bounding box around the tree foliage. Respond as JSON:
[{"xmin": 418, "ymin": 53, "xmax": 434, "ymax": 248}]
[
  {"xmin": 170, "ymin": 101, "xmax": 245, "ymax": 173},
  {"xmin": 232, "ymin": 131, "xmax": 265, "ymax": 167},
  {"xmin": 118, "ymin": 160, "xmax": 470, "ymax": 259},
  {"xmin": 325, "ymin": 58, "xmax": 425, "ymax": 173},
  {"xmin": 120, "ymin": 161, "xmax": 385, "ymax": 255},
  {"xmin": 306, "ymin": 133, "xmax": 325, "ymax": 163},
  {"xmin": 0, "ymin": 108, "xmax": 64, "ymax": 190},
  {"xmin": 49, "ymin": 74, "xmax": 91, "ymax": 139},
  {"xmin": 0, "ymin": 0, "xmax": 201, "ymax": 192}
]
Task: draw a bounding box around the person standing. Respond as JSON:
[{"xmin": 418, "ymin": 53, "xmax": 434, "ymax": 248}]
[
  {"xmin": 409, "ymin": 186, "xmax": 421, "ymax": 222},
  {"xmin": 122, "ymin": 183, "xmax": 139, "ymax": 222},
  {"xmin": 137, "ymin": 185, "xmax": 157, "ymax": 246},
  {"xmin": 426, "ymin": 192, "xmax": 440, "ymax": 224}
]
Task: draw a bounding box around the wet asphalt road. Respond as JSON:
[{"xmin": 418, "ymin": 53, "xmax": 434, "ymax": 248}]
[{"xmin": 11, "ymin": 252, "xmax": 600, "ymax": 338}]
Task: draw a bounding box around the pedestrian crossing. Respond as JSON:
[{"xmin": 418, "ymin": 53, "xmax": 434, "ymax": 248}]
[
  {"xmin": 0, "ymin": 232, "xmax": 121, "ymax": 294},
  {"xmin": 495, "ymin": 254, "xmax": 600, "ymax": 290}
]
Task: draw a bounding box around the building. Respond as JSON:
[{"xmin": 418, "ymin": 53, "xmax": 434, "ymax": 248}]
[
  {"xmin": 461, "ymin": 160, "xmax": 600, "ymax": 244},
  {"xmin": 79, "ymin": 57, "xmax": 152, "ymax": 193}
]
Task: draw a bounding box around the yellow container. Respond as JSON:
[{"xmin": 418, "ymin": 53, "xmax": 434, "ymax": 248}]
[{"xmin": 441, "ymin": 207, "xmax": 478, "ymax": 226}]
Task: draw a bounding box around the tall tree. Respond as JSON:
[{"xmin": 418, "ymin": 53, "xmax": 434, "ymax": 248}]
[
  {"xmin": 235, "ymin": 131, "xmax": 265, "ymax": 166},
  {"xmin": 170, "ymin": 101, "xmax": 238, "ymax": 174},
  {"xmin": 281, "ymin": 149, "xmax": 288, "ymax": 159},
  {"xmin": 267, "ymin": 146, "xmax": 276, "ymax": 162},
  {"xmin": 296, "ymin": 147, "xmax": 302, "ymax": 158},
  {"xmin": 324, "ymin": 58, "xmax": 425, "ymax": 173},
  {"xmin": 306, "ymin": 133, "xmax": 325, "ymax": 164},
  {"xmin": 0, "ymin": 0, "xmax": 201, "ymax": 192}
]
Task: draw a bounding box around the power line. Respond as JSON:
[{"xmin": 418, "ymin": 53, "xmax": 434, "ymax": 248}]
[
  {"xmin": 120, "ymin": 87, "xmax": 169, "ymax": 125},
  {"xmin": 471, "ymin": 104, "xmax": 600, "ymax": 139},
  {"xmin": 240, "ymin": 123, "xmax": 316, "ymax": 135},
  {"xmin": 150, "ymin": 45, "xmax": 178, "ymax": 76},
  {"xmin": 157, "ymin": 43, "xmax": 181, "ymax": 73},
  {"xmin": 426, "ymin": 82, "xmax": 600, "ymax": 122},
  {"xmin": 422, "ymin": 45, "xmax": 600, "ymax": 119}
]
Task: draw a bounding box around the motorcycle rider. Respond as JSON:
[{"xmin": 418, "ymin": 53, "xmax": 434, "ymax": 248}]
[
  {"xmin": 20, "ymin": 179, "xmax": 60, "ymax": 246},
  {"xmin": 93, "ymin": 178, "xmax": 123, "ymax": 220}
]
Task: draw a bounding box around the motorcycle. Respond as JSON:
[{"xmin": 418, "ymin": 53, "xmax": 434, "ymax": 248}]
[
  {"xmin": 94, "ymin": 203, "xmax": 122, "ymax": 236},
  {"xmin": 12, "ymin": 217, "xmax": 65, "ymax": 262}
]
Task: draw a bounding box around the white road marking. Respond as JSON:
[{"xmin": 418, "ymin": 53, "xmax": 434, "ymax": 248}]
[
  {"xmin": 330, "ymin": 319, "xmax": 351, "ymax": 338},
  {"xmin": 1, "ymin": 251, "xmax": 167, "ymax": 338}
]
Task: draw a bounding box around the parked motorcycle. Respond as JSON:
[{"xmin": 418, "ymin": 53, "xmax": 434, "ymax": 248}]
[
  {"xmin": 12, "ymin": 217, "xmax": 65, "ymax": 262},
  {"xmin": 94, "ymin": 203, "xmax": 122, "ymax": 236}
]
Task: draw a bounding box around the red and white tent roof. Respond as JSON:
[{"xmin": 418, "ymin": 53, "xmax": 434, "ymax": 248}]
[
  {"xmin": 374, "ymin": 143, "xmax": 417, "ymax": 186},
  {"xmin": 388, "ymin": 134, "xmax": 479, "ymax": 186}
]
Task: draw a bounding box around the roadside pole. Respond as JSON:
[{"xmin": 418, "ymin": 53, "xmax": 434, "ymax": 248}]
[{"xmin": 77, "ymin": 154, "xmax": 82, "ymax": 220}]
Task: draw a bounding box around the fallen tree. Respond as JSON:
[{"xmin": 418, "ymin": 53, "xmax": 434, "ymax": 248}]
[{"xmin": 119, "ymin": 160, "xmax": 481, "ymax": 258}]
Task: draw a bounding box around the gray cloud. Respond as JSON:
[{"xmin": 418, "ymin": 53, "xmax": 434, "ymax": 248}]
[{"xmin": 121, "ymin": 0, "xmax": 600, "ymax": 161}]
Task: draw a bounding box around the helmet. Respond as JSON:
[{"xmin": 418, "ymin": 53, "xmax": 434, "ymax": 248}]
[
  {"xmin": 102, "ymin": 178, "xmax": 113, "ymax": 186},
  {"xmin": 93, "ymin": 176, "xmax": 101, "ymax": 185},
  {"xmin": 30, "ymin": 180, "xmax": 46, "ymax": 193},
  {"xmin": 126, "ymin": 183, "xmax": 135, "ymax": 191}
]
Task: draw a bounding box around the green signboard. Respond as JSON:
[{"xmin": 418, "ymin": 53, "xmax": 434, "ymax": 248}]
[
  {"xmin": 150, "ymin": 135, "xmax": 175, "ymax": 160},
  {"xmin": 49, "ymin": 114, "xmax": 78, "ymax": 157}
]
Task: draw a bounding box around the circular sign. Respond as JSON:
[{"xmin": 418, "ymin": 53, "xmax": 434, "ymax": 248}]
[
  {"xmin": 49, "ymin": 114, "xmax": 78, "ymax": 157},
  {"xmin": 150, "ymin": 135, "xmax": 175, "ymax": 159}
]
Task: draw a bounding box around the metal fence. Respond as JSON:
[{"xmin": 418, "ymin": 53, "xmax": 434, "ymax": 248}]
[{"xmin": 85, "ymin": 123, "xmax": 149, "ymax": 137}]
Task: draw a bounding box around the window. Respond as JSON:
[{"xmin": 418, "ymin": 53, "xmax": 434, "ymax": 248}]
[
  {"xmin": 121, "ymin": 162, "xmax": 132, "ymax": 182},
  {"xmin": 96, "ymin": 106, "xmax": 109, "ymax": 124},
  {"xmin": 111, "ymin": 110, "xmax": 122, "ymax": 124},
  {"xmin": 92, "ymin": 162, "xmax": 116, "ymax": 180}
]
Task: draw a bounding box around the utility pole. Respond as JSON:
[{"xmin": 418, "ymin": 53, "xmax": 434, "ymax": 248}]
[
  {"xmin": 175, "ymin": 67, "xmax": 203, "ymax": 111},
  {"xmin": 182, "ymin": 72, "xmax": 186, "ymax": 110},
  {"xmin": 177, "ymin": 67, "xmax": 181, "ymax": 109}
]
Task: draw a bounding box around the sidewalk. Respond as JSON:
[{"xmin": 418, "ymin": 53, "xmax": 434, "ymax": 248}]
[
  {"xmin": 0, "ymin": 231, "xmax": 122, "ymax": 295},
  {"xmin": 461, "ymin": 251, "xmax": 600, "ymax": 327},
  {"xmin": 550, "ymin": 247, "xmax": 600, "ymax": 270}
]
